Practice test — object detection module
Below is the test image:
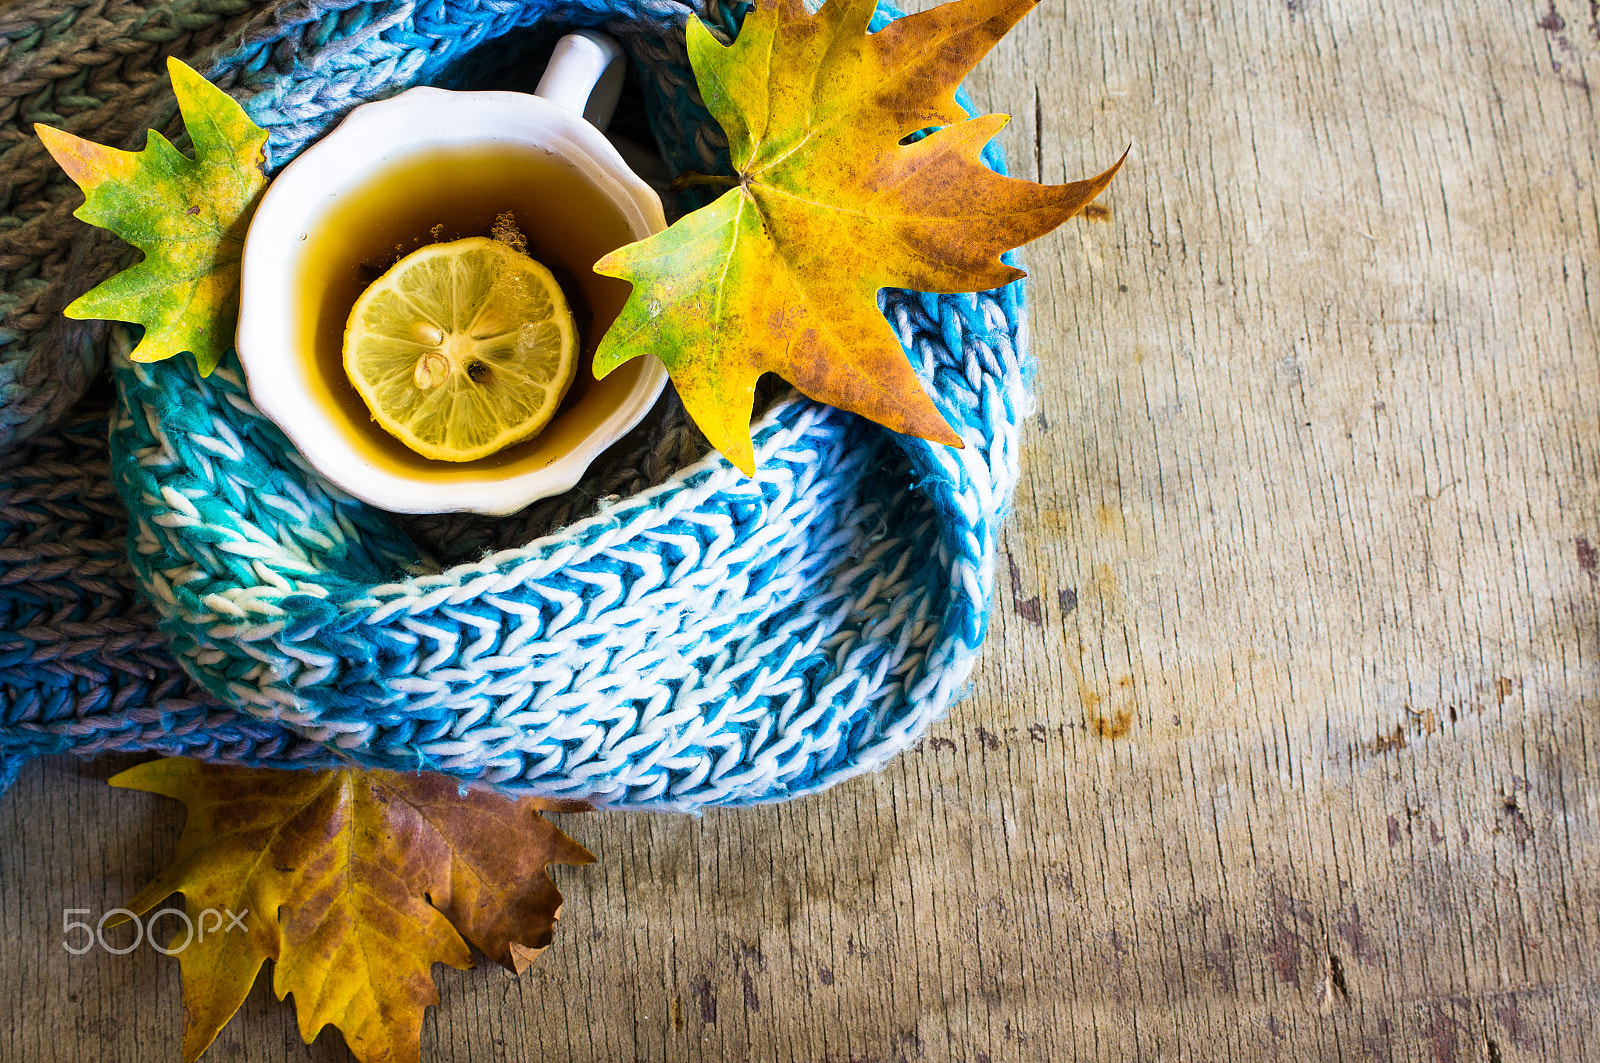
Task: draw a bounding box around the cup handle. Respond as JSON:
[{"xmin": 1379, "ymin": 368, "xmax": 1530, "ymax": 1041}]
[{"xmin": 535, "ymin": 31, "xmax": 626, "ymax": 132}]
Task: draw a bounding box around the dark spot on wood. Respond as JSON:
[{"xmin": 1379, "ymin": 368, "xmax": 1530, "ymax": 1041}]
[
  {"xmin": 1118, "ymin": 283, "xmax": 1129, "ymax": 292},
  {"xmin": 1081, "ymin": 203, "xmax": 1112, "ymax": 222},
  {"xmin": 1036, "ymin": 407, "xmax": 1050, "ymax": 430},
  {"xmin": 1058, "ymin": 586, "xmax": 1078, "ymax": 614},
  {"xmin": 1361, "ymin": 1017, "xmax": 1396, "ymax": 1061},
  {"xmin": 1577, "ymin": 537, "xmax": 1597, "ymax": 580},
  {"xmin": 1337, "ymin": 905, "xmax": 1380, "ymax": 966},
  {"xmin": 975, "ymin": 1053, "xmax": 991, "ymax": 1063},
  {"xmin": 1006, "ymin": 549, "xmax": 1042, "ymax": 624},
  {"xmin": 1430, "ymin": 1003, "xmax": 1460, "ymax": 1063},
  {"xmin": 1495, "ymin": 676, "xmax": 1517, "ymax": 702},
  {"xmin": 1327, "ymin": 953, "xmax": 1350, "ymax": 1003},
  {"xmin": 816, "ymin": 965, "xmax": 833, "ymax": 986},
  {"xmin": 928, "ymin": 736, "xmax": 956, "ymax": 752},
  {"xmin": 1486, "ymin": 1037, "xmax": 1504, "ymax": 1063},
  {"xmin": 894, "ymin": 1028, "xmax": 925, "ymax": 1059},
  {"xmin": 1272, "ymin": 885, "xmax": 1314, "ymax": 927},
  {"xmin": 1372, "ymin": 723, "xmax": 1408, "ymax": 753},
  {"xmin": 688, "ymin": 973, "xmax": 716, "ymax": 1025},
  {"xmin": 1268, "ymin": 915, "xmax": 1304, "ymax": 987},
  {"xmin": 1033, "ymin": 85, "xmax": 1044, "ymax": 182},
  {"xmin": 741, "ymin": 969, "xmax": 759, "ymax": 1012},
  {"xmin": 732, "ymin": 940, "xmax": 765, "ymax": 1012},
  {"xmin": 1493, "ymin": 994, "xmax": 1535, "ymax": 1050},
  {"xmin": 1429, "ymin": 818, "xmax": 1444, "ymax": 845},
  {"xmin": 1093, "ymin": 709, "xmax": 1133, "ymax": 739},
  {"xmin": 1028, "ymin": 722, "xmax": 1047, "ymax": 743},
  {"xmin": 974, "ymin": 725, "xmax": 1001, "ymax": 750},
  {"xmin": 1538, "ymin": 6, "xmax": 1565, "ymax": 32},
  {"xmin": 1205, "ymin": 933, "xmax": 1237, "ymax": 992},
  {"xmin": 1501, "ymin": 798, "xmax": 1534, "ymax": 849}
]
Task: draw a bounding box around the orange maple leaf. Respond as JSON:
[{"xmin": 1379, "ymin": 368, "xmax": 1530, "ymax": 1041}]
[{"xmin": 594, "ymin": 0, "xmax": 1123, "ymax": 473}]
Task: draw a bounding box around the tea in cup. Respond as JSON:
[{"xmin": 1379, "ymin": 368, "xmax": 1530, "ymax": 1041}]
[{"xmin": 236, "ymin": 32, "xmax": 668, "ymax": 515}]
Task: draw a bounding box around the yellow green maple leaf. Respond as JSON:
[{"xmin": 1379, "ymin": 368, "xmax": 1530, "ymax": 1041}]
[
  {"xmin": 110, "ymin": 760, "xmax": 594, "ymax": 1063},
  {"xmin": 35, "ymin": 57, "xmax": 266, "ymax": 375},
  {"xmin": 593, "ymin": 0, "xmax": 1124, "ymax": 474}
]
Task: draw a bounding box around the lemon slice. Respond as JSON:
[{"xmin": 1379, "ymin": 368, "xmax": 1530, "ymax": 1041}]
[{"xmin": 342, "ymin": 236, "xmax": 578, "ymax": 462}]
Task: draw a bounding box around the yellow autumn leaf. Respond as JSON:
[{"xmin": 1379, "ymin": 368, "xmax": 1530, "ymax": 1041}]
[
  {"xmin": 594, "ymin": 0, "xmax": 1123, "ymax": 473},
  {"xmin": 34, "ymin": 58, "xmax": 266, "ymax": 375}
]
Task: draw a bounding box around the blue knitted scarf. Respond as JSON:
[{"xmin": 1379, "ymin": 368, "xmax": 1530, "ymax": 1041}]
[{"xmin": 0, "ymin": 0, "xmax": 1032, "ymax": 809}]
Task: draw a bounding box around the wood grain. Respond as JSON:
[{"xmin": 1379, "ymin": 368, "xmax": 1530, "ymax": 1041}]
[{"xmin": 3, "ymin": 0, "xmax": 1597, "ymax": 1060}]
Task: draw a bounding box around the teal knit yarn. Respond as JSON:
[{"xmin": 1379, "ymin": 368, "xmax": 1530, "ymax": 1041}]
[{"xmin": 6, "ymin": 0, "xmax": 1037, "ymax": 809}]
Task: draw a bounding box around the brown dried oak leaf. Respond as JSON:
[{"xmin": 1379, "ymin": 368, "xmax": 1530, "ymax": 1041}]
[{"xmin": 111, "ymin": 760, "xmax": 594, "ymax": 1063}]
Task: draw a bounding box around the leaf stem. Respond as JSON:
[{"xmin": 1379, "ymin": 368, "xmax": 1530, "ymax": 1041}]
[{"xmin": 671, "ymin": 171, "xmax": 741, "ymax": 192}]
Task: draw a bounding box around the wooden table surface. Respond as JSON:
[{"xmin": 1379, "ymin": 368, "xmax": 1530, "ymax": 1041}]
[{"xmin": 4, "ymin": 0, "xmax": 1598, "ymax": 1060}]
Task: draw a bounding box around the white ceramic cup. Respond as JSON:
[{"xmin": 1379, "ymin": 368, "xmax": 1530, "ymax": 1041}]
[{"xmin": 236, "ymin": 32, "xmax": 667, "ymax": 516}]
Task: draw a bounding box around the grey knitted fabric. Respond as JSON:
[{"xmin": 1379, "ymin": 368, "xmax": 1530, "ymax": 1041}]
[{"xmin": 0, "ymin": 0, "xmax": 729, "ymax": 781}]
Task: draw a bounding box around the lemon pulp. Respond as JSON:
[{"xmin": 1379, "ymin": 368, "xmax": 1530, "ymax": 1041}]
[{"xmin": 341, "ymin": 236, "xmax": 578, "ymax": 462}]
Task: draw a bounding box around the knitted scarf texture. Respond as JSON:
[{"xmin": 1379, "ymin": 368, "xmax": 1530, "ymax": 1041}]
[{"xmin": 0, "ymin": 0, "xmax": 1034, "ymax": 809}]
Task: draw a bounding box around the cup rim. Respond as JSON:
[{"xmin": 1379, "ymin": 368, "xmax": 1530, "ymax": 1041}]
[{"xmin": 236, "ymin": 87, "xmax": 668, "ymax": 516}]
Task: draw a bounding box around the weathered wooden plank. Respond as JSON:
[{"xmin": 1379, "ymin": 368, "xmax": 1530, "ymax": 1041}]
[{"xmin": 3, "ymin": 0, "xmax": 1598, "ymax": 1061}]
